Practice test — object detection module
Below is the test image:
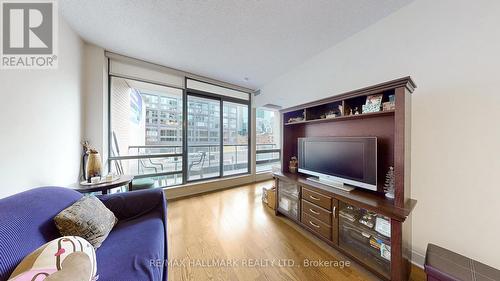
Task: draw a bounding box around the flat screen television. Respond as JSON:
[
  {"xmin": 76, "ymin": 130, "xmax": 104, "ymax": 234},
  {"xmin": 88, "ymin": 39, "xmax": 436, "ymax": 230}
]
[{"xmin": 298, "ymin": 137, "xmax": 377, "ymax": 191}]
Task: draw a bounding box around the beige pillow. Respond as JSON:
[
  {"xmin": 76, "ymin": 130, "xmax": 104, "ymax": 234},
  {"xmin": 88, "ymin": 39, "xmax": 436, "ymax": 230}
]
[
  {"xmin": 8, "ymin": 236, "xmax": 97, "ymax": 281},
  {"xmin": 54, "ymin": 195, "xmax": 117, "ymax": 249}
]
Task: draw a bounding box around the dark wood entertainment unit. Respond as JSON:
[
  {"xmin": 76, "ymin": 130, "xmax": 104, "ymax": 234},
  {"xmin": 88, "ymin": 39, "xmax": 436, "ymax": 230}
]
[{"xmin": 274, "ymin": 77, "xmax": 417, "ymax": 281}]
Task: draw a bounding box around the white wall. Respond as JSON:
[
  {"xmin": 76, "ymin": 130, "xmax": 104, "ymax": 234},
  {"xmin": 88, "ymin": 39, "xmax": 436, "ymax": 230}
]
[
  {"xmin": 257, "ymin": 0, "xmax": 500, "ymax": 269},
  {"xmin": 82, "ymin": 43, "xmax": 108, "ymax": 167},
  {"xmin": 0, "ymin": 16, "xmax": 84, "ymax": 198}
]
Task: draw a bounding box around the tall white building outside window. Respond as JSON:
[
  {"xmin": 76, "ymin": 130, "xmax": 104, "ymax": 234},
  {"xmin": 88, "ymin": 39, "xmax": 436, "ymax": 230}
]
[{"xmin": 256, "ymin": 108, "xmax": 281, "ymax": 172}]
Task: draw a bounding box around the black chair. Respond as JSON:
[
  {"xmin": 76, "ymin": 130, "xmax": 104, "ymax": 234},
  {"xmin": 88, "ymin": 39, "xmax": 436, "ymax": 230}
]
[{"xmin": 188, "ymin": 151, "xmax": 207, "ymax": 179}]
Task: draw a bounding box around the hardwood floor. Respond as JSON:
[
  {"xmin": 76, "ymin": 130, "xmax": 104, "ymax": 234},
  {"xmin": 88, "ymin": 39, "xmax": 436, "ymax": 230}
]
[{"xmin": 167, "ymin": 181, "xmax": 425, "ymax": 281}]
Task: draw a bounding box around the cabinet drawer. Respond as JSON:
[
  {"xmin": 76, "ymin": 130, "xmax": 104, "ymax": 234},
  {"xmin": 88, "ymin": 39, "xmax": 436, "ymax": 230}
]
[
  {"xmin": 302, "ymin": 187, "xmax": 332, "ymax": 210},
  {"xmin": 302, "ymin": 199, "xmax": 332, "ymax": 226},
  {"xmin": 301, "ymin": 212, "xmax": 332, "ymax": 241}
]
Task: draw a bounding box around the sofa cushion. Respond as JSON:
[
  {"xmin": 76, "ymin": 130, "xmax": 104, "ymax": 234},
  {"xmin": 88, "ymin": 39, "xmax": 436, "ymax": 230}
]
[
  {"xmin": 7, "ymin": 236, "xmax": 96, "ymax": 281},
  {"xmin": 0, "ymin": 187, "xmax": 83, "ymax": 281},
  {"xmin": 96, "ymin": 211, "xmax": 165, "ymax": 281},
  {"xmin": 54, "ymin": 196, "xmax": 117, "ymax": 249}
]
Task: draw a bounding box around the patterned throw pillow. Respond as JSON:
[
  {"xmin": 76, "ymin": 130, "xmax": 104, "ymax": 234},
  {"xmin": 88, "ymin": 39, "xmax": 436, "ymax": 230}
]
[
  {"xmin": 8, "ymin": 236, "xmax": 97, "ymax": 281},
  {"xmin": 54, "ymin": 195, "xmax": 117, "ymax": 249}
]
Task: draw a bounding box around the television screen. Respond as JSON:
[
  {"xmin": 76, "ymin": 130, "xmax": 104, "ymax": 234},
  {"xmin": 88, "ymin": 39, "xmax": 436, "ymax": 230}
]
[{"xmin": 298, "ymin": 137, "xmax": 377, "ymax": 190}]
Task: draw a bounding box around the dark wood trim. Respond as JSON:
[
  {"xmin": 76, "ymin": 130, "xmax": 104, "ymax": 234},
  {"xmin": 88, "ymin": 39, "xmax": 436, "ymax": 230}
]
[
  {"xmin": 294, "ymin": 217, "xmax": 391, "ymax": 281},
  {"xmin": 274, "ymin": 178, "xmax": 279, "ymax": 216},
  {"xmin": 274, "ymin": 172, "xmax": 415, "ymax": 222},
  {"xmin": 275, "ymin": 174, "xmax": 411, "ymax": 281},
  {"xmin": 280, "ymin": 76, "xmax": 416, "ymax": 114},
  {"xmin": 394, "ymin": 86, "xmax": 410, "ymax": 208},
  {"xmin": 390, "ymin": 220, "xmax": 410, "ymax": 281},
  {"xmin": 275, "ymin": 77, "xmax": 416, "ymax": 281}
]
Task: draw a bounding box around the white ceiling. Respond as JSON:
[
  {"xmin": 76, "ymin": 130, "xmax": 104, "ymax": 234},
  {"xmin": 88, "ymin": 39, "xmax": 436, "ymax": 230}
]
[{"xmin": 60, "ymin": 0, "xmax": 413, "ymax": 90}]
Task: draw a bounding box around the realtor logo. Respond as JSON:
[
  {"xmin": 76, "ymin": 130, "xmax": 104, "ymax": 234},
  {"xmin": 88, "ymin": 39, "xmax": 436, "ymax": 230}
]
[{"xmin": 1, "ymin": 0, "xmax": 58, "ymax": 69}]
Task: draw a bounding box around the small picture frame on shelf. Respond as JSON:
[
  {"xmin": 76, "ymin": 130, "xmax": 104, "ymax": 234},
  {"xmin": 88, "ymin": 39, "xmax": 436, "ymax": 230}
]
[
  {"xmin": 362, "ymin": 103, "xmax": 380, "ymax": 113},
  {"xmin": 366, "ymin": 94, "xmax": 383, "ymax": 105},
  {"xmin": 363, "ymin": 94, "xmax": 383, "ymax": 113},
  {"xmin": 382, "ymin": 101, "xmax": 395, "ymax": 111}
]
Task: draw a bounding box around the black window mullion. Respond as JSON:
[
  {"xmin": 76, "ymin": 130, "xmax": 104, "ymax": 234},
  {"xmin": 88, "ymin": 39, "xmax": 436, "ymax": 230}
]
[
  {"xmin": 182, "ymin": 83, "xmax": 188, "ymax": 184},
  {"xmin": 220, "ymin": 99, "xmax": 224, "ymax": 177}
]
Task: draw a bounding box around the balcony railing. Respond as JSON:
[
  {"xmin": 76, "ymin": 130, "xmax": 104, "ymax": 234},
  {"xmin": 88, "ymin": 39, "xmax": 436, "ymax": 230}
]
[
  {"xmin": 109, "ymin": 143, "xmax": 281, "ymax": 187},
  {"xmin": 256, "ymin": 143, "xmax": 281, "ymax": 172}
]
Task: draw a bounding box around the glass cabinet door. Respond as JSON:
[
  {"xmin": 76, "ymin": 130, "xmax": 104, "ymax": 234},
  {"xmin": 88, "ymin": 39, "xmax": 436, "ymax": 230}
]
[
  {"xmin": 338, "ymin": 201, "xmax": 391, "ymax": 279},
  {"xmin": 277, "ymin": 180, "xmax": 299, "ymax": 220}
]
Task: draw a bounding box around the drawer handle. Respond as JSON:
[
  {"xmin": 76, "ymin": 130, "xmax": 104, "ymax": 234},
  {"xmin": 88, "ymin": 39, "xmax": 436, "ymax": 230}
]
[
  {"xmin": 333, "ymin": 206, "xmax": 336, "ymax": 219},
  {"xmin": 309, "ymin": 221, "xmax": 320, "ymax": 228},
  {"xmin": 309, "ymin": 208, "xmax": 320, "ymax": 215},
  {"xmin": 309, "ymin": 195, "xmax": 320, "ymax": 201}
]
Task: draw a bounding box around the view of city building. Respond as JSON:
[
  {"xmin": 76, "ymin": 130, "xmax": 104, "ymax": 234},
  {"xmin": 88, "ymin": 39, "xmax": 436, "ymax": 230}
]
[
  {"xmin": 110, "ymin": 77, "xmax": 280, "ymax": 187},
  {"xmin": 256, "ymin": 108, "xmax": 281, "ymax": 172}
]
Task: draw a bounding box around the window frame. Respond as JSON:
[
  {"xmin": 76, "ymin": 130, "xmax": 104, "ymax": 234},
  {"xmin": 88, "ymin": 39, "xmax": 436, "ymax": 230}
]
[
  {"xmin": 255, "ymin": 107, "xmax": 282, "ymax": 173},
  {"xmin": 107, "ymin": 65, "xmax": 252, "ymax": 188},
  {"xmin": 184, "ymin": 82, "xmax": 251, "ymax": 183},
  {"xmin": 107, "ymin": 71, "xmax": 186, "ymax": 188}
]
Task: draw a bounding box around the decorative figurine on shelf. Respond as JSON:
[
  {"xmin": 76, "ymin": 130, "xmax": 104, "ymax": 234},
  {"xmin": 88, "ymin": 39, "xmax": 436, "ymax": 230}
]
[
  {"xmin": 287, "ymin": 110, "xmax": 305, "ymax": 123},
  {"xmin": 325, "ymin": 110, "xmax": 336, "ymax": 119},
  {"xmin": 338, "ymin": 104, "xmax": 344, "ymax": 116},
  {"xmin": 388, "ymin": 94, "xmax": 395, "ymax": 103},
  {"xmin": 339, "ymin": 205, "xmax": 359, "ymax": 222},
  {"xmin": 384, "ymin": 166, "xmax": 395, "ymax": 199},
  {"xmin": 354, "ymin": 107, "xmax": 360, "ymax": 115},
  {"xmin": 289, "ymin": 156, "xmax": 298, "ymax": 173},
  {"xmin": 288, "ymin": 116, "xmax": 304, "ymax": 123},
  {"xmin": 359, "ymin": 212, "xmax": 376, "ymax": 228}
]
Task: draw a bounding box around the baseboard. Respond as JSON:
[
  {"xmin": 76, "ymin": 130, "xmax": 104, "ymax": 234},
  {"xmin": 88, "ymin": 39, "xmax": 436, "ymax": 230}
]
[
  {"xmin": 412, "ymin": 249, "xmax": 425, "ymax": 268},
  {"xmin": 254, "ymin": 172, "xmax": 274, "ymax": 182},
  {"xmin": 163, "ymin": 173, "xmax": 276, "ymax": 200},
  {"xmin": 162, "ymin": 171, "xmax": 276, "ymax": 200}
]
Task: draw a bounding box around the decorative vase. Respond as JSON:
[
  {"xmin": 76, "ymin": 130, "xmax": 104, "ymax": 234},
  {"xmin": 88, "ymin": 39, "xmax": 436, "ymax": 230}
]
[{"xmin": 86, "ymin": 151, "xmax": 102, "ymax": 183}]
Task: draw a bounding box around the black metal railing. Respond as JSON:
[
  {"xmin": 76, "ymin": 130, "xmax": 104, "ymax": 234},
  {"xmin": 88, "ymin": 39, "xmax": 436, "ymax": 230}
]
[
  {"xmin": 256, "ymin": 143, "xmax": 281, "ymax": 172},
  {"xmin": 108, "ymin": 143, "xmax": 281, "ymax": 184}
]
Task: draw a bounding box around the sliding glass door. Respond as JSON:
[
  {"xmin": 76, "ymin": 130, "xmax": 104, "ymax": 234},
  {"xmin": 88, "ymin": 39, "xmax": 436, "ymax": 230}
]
[
  {"xmin": 109, "ymin": 73, "xmax": 251, "ymax": 187},
  {"xmin": 223, "ymin": 101, "xmax": 249, "ymax": 176},
  {"xmin": 186, "ymin": 90, "xmax": 250, "ymax": 182},
  {"xmin": 187, "ymin": 95, "xmax": 221, "ymax": 181}
]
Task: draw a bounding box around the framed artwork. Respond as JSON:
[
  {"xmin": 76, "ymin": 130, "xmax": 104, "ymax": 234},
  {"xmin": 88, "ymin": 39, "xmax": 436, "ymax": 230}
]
[
  {"xmin": 366, "ymin": 94, "xmax": 383, "ymax": 105},
  {"xmin": 363, "ymin": 94, "xmax": 383, "ymax": 113}
]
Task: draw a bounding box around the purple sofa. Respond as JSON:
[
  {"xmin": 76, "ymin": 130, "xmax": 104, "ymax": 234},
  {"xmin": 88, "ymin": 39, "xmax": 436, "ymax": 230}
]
[{"xmin": 0, "ymin": 187, "xmax": 167, "ymax": 281}]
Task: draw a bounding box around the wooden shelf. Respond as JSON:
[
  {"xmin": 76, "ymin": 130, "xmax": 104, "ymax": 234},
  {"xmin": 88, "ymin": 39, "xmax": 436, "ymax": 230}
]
[
  {"xmin": 273, "ymin": 171, "xmax": 416, "ymax": 222},
  {"xmin": 285, "ymin": 110, "xmax": 395, "ymax": 126},
  {"xmin": 278, "ymin": 77, "xmax": 417, "ymax": 281}
]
